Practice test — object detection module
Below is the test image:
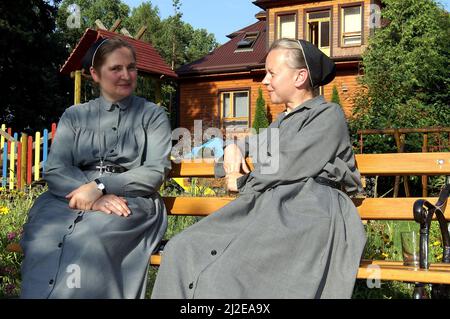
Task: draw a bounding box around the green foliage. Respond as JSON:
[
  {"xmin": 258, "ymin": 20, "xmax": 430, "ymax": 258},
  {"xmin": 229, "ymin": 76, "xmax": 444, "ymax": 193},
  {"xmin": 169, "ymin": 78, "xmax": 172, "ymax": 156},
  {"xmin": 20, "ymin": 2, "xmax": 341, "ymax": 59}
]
[
  {"xmin": 252, "ymin": 87, "xmax": 269, "ymax": 133},
  {"xmin": 331, "ymin": 84, "xmax": 342, "ymax": 106},
  {"xmin": 0, "ymin": 185, "xmax": 46, "ymax": 298},
  {"xmin": 350, "ymin": 0, "xmax": 450, "ymax": 152},
  {"xmin": 0, "ymin": 0, "xmax": 72, "ymax": 132},
  {"xmin": 57, "ymin": 0, "xmax": 130, "ymax": 50}
]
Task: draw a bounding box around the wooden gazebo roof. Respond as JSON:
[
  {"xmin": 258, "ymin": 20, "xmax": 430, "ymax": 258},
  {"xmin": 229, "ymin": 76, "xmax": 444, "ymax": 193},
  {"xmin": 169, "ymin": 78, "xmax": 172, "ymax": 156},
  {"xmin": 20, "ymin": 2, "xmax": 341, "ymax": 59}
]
[{"xmin": 60, "ymin": 28, "xmax": 177, "ymax": 78}]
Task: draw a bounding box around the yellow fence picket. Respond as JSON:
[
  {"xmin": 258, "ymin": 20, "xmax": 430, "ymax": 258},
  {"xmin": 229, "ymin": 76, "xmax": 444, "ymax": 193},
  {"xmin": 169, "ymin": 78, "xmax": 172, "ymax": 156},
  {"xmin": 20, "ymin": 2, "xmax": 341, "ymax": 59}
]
[
  {"xmin": 34, "ymin": 131, "xmax": 40, "ymax": 181},
  {"xmin": 0, "ymin": 124, "xmax": 5, "ymax": 150},
  {"xmin": 9, "ymin": 141, "xmax": 15, "ymax": 190}
]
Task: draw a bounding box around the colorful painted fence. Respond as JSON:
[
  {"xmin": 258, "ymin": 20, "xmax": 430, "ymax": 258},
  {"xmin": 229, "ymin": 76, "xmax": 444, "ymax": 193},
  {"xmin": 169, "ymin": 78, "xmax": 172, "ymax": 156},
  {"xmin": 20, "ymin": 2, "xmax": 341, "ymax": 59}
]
[{"xmin": 0, "ymin": 123, "xmax": 57, "ymax": 190}]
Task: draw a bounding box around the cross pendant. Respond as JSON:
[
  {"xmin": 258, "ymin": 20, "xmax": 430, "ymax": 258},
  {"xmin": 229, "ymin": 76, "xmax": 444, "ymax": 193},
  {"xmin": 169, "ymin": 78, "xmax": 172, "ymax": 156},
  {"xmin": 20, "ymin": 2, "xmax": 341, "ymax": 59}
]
[{"xmin": 96, "ymin": 160, "xmax": 106, "ymax": 176}]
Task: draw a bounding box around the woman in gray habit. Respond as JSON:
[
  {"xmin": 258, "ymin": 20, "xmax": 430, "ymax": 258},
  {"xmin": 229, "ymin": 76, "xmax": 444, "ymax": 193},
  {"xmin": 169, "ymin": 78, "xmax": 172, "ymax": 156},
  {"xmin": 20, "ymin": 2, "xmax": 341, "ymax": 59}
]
[
  {"xmin": 20, "ymin": 37, "xmax": 171, "ymax": 298},
  {"xmin": 152, "ymin": 39, "xmax": 366, "ymax": 299}
]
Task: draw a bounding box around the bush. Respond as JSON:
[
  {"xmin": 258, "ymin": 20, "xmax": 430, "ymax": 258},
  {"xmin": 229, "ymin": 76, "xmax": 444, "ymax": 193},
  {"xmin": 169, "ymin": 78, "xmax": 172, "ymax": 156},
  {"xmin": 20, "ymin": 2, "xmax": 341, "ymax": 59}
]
[
  {"xmin": 331, "ymin": 84, "xmax": 342, "ymax": 106},
  {"xmin": 252, "ymin": 87, "xmax": 269, "ymax": 134}
]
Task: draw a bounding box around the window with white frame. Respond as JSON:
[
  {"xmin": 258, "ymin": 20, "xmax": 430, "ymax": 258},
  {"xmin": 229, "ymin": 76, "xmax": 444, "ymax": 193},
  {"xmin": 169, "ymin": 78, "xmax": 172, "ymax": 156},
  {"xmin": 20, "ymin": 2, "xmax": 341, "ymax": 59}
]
[
  {"xmin": 306, "ymin": 10, "xmax": 331, "ymax": 56},
  {"xmin": 341, "ymin": 5, "xmax": 362, "ymax": 46},
  {"xmin": 277, "ymin": 13, "xmax": 296, "ymax": 39},
  {"xmin": 220, "ymin": 91, "xmax": 249, "ymax": 129}
]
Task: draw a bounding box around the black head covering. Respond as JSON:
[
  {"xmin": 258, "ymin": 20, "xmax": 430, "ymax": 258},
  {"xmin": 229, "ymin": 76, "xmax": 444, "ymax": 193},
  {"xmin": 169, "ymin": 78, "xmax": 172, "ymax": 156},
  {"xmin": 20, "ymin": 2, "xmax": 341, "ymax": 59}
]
[
  {"xmin": 297, "ymin": 39, "xmax": 336, "ymax": 88},
  {"xmin": 81, "ymin": 38, "xmax": 109, "ymax": 72}
]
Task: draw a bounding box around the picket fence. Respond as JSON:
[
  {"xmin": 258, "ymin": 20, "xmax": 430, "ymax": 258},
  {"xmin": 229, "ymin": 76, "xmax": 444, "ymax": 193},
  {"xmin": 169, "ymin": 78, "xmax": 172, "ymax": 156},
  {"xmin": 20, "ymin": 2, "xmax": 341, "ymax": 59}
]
[{"xmin": 0, "ymin": 123, "xmax": 57, "ymax": 190}]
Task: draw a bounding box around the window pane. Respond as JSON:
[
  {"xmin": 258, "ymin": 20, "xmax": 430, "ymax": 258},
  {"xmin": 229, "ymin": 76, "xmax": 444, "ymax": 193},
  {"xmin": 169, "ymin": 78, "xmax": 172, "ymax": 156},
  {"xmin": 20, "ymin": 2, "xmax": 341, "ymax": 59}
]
[
  {"xmin": 222, "ymin": 93, "xmax": 231, "ymax": 118},
  {"xmin": 279, "ymin": 14, "xmax": 296, "ymax": 39},
  {"xmin": 320, "ymin": 21, "xmax": 330, "ymax": 47},
  {"xmin": 223, "ymin": 120, "xmax": 248, "ymax": 130},
  {"xmin": 234, "ymin": 92, "xmax": 249, "ymax": 118},
  {"xmin": 308, "ymin": 21, "xmax": 319, "ymax": 46},
  {"xmin": 237, "ymin": 33, "xmax": 258, "ymax": 49},
  {"xmin": 343, "ymin": 35, "xmax": 361, "ymax": 45},
  {"xmin": 344, "ymin": 6, "xmax": 361, "ymax": 33},
  {"xmin": 309, "ymin": 11, "xmax": 330, "ymax": 20}
]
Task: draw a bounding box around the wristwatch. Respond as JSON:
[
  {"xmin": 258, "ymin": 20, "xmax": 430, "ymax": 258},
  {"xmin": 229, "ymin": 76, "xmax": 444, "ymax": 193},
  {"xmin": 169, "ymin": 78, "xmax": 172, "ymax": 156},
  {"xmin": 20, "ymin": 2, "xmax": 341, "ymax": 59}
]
[{"xmin": 94, "ymin": 178, "xmax": 106, "ymax": 195}]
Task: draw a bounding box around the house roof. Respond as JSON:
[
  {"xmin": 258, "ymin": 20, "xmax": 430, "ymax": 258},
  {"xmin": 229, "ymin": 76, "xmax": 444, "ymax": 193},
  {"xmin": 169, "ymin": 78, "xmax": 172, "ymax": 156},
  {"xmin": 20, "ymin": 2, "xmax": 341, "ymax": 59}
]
[
  {"xmin": 60, "ymin": 28, "xmax": 177, "ymax": 78},
  {"xmin": 253, "ymin": 0, "xmax": 310, "ymax": 9},
  {"xmin": 176, "ymin": 20, "xmax": 267, "ymax": 76}
]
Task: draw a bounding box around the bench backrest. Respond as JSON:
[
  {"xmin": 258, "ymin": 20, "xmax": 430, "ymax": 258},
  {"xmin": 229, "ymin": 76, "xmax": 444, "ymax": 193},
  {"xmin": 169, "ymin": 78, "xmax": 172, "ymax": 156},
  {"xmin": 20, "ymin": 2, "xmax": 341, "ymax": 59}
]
[{"xmin": 164, "ymin": 152, "xmax": 450, "ymax": 221}]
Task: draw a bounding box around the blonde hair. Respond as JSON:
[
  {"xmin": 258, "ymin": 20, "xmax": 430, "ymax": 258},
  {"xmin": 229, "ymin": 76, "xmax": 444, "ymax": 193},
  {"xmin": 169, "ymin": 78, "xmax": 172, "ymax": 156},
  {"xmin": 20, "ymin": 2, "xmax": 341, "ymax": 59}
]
[{"xmin": 269, "ymin": 38, "xmax": 307, "ymax": 70}]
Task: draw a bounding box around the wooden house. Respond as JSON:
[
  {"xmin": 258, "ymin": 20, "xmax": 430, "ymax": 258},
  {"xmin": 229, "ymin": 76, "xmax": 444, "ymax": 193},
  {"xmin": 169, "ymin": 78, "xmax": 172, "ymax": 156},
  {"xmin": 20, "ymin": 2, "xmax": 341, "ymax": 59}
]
[{"xmin": 176, "ymin": 0, "xmax": 382, "ymax": 135}]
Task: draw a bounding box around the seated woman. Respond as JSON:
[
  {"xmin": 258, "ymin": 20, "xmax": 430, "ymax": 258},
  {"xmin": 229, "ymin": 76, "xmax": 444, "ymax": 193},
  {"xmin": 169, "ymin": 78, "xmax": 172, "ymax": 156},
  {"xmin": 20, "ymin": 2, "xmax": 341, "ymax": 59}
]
[
  {"xmin": 151, "ymin": 39, "xmax": 366, "ymax": 299},
  {"xmin": 20, "ymin": 37, "xmax": 172, "ymax": 298}
]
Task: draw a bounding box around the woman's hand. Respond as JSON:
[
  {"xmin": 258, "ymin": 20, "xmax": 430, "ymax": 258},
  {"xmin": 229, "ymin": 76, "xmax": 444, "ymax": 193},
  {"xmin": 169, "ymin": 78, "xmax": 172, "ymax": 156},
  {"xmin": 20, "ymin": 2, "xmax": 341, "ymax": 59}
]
[
  {"xmin": 226, "ymin": 172, "xmax": 243, "ymax": 192},
  {"xmin": 65, "ymin": 181, "xmax": 102, "ymax": 210},
  {"xmin": 223, "ymin": 144, "xmax": 250, "ymax": 192},
  {"xmin": 223, "ymin": 144, "xmax": 250, "ymax": 175},
  {"xmin": 92, "ymin": 195, "xmax": 131, "ymax": 217}
]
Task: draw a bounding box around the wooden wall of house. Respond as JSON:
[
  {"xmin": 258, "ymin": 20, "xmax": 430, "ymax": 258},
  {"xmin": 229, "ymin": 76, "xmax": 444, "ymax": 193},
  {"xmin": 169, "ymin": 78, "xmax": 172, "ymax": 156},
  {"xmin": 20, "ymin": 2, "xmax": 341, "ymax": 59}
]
[
  {"xmin": 178, "ymin": 75, "xmax": 285, "ymax": 132},
  {"xmin": 178, "ymin": 68, "xmax": 360, "ymax": 134},
  {"xmin": 325, "ymin": 66, "xmax": 361, "ymax": 117},
  {"xmin": 266, "ymin": 0, "xmax": 380, "ymax": 58}
]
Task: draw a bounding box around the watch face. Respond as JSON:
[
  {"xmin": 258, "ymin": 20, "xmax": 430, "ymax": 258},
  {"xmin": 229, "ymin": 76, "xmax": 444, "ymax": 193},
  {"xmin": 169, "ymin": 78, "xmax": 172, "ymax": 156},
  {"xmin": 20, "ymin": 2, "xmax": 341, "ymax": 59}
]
[{"xmin": 97, "ymin": 183, "xmax": 105, "ymax": 190}]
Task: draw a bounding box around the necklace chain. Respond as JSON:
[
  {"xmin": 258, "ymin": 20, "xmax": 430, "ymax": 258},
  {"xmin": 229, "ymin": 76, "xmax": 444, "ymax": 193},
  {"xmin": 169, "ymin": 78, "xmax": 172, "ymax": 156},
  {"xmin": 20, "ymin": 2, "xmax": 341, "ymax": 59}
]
[{"xmin": 97, "ymin": 101, "xmax": 108, "ymax": 176}]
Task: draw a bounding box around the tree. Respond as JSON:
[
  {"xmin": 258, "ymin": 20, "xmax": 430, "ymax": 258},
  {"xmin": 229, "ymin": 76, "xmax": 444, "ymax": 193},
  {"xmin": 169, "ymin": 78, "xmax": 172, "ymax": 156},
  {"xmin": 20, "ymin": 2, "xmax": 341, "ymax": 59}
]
[
  {"xmin": 252, "ymin": 88, "xmax": 269, "ymax": 133},
  {"xmin": 0, "ymin": 0, "xmax": 72, "ymax": 132},
  {"xmin": 123, "ymin": 1, "xmax": 161, "ymax": 44},
  {"xmin": 331, "ymin": 84, "xmax": 342, "ymax": 106},
  {"xmin": 350, "ymin": 0, "xmax": 450, "ymax": 147},
  {"xmin": 56, "ymin": 0, "xmax": 130, "ymax": 50}
]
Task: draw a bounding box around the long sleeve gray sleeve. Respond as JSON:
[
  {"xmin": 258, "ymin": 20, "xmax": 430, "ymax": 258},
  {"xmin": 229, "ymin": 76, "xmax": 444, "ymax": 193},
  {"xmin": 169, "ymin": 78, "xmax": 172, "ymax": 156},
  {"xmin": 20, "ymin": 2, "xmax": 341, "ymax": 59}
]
[
  {"xmin": 98, "ymin": 107, "xmax": 172, "ymax": 197},
  {"xmin": 242, "ymin": 103, "xmax": 361, "ymax": 194},
  {"xmin": 44, "ymin": 111, "xmax": 89, "ymax": 198}
]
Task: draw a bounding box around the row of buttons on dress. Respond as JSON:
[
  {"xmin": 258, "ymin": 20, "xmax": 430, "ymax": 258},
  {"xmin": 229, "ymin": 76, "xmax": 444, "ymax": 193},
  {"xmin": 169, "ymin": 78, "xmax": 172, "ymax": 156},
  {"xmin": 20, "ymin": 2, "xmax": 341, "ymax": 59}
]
[
  {"xmin": 49, "ymin": 212, "xmax": 84, "ymax": 286},
  {"xmin": 188, "ymin": 250, "xmax": 218, "ymax": 290}
]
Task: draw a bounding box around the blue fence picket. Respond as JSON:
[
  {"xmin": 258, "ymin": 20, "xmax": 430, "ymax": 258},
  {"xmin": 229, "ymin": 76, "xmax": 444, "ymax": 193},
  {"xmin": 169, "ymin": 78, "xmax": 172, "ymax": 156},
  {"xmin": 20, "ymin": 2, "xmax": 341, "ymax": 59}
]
[
  {"xmin": 43, "ymin": 129, "xmax": 48, "ymax": 176},
  {"xmin": 2, "ymin": 142, "xmax": 7, "ymax": 188}
]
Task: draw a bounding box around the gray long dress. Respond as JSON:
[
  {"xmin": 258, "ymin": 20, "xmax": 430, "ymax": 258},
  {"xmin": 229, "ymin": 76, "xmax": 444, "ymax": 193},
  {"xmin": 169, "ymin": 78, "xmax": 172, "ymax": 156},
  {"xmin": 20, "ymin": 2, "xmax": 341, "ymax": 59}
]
[
  {"xmin": 20, "ymin": 95, "xmax": 172, "ymax": 299},
  {"xmin": 152, "ymin": 96, "xmax": 366, "ymax": 299}
]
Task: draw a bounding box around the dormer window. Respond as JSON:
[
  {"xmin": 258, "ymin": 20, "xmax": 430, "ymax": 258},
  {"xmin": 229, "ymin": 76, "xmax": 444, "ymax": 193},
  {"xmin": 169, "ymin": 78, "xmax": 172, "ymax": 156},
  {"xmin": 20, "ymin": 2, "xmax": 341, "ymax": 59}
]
[{"xmin": 235, "ymin": 32, "xmax": 259, "ymax": 52}]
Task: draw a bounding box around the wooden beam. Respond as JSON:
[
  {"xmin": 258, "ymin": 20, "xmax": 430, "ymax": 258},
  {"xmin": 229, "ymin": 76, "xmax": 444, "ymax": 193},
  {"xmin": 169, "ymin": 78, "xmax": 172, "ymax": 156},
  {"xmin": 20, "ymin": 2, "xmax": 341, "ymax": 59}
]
[
  {"xmin": 110, "ymin": 19, "xmax": 122, "ymax": 32},
  {"xmin": 135, "ymin": 26, "xmax": 147, "ymax": 40},
  {"xmin": 120, "ymin": 28, "xmax": 132, "ymax": 38},
  {"xmin": 74, "ymin": 70, "xmax": 81, "ymax": 105},
  {"xmin": 95, "ymin": 19, "xmax": 107, "ymax": 30}
]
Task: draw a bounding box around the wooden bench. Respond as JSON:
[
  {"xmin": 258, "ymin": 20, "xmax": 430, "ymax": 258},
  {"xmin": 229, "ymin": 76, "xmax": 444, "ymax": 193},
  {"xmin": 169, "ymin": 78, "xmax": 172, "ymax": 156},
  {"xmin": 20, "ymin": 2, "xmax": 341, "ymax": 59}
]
[{"xmin": 7, "ymin": 152, "xmax": 450, "ymax": 298}]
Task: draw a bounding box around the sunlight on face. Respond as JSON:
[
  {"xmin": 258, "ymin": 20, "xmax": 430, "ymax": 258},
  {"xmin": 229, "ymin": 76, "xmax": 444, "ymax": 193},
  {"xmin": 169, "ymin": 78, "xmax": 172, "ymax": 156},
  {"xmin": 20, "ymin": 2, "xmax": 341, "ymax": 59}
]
[{"xmin": 92, "ymin": 47, "xmax": 137, "ymax": 102}]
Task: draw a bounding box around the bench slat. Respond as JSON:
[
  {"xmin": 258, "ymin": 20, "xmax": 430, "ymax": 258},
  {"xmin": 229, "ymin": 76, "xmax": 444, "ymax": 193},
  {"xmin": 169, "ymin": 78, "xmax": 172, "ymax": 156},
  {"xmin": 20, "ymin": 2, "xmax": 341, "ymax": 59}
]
[
  {"xmin": 357, "ymin": 261, "xmax": 450, "ymax": 284},
  {"xmin": 354, "ymin": 152, "xmax": 450, "ymax": 175},
  {"xmin": 168, "ymin": 153, "xmax": 450, "ymax": 178},
  {"xmin": 169, "ymin": 160, "xmax": 216, "ymax": 177},
  {"xmin": 149, "ymin": 254, "xmax": 450, "ymax": 284},
  {"xmin": 164, "ymin": 197, "xmax": 449, "ymax": 220}
]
